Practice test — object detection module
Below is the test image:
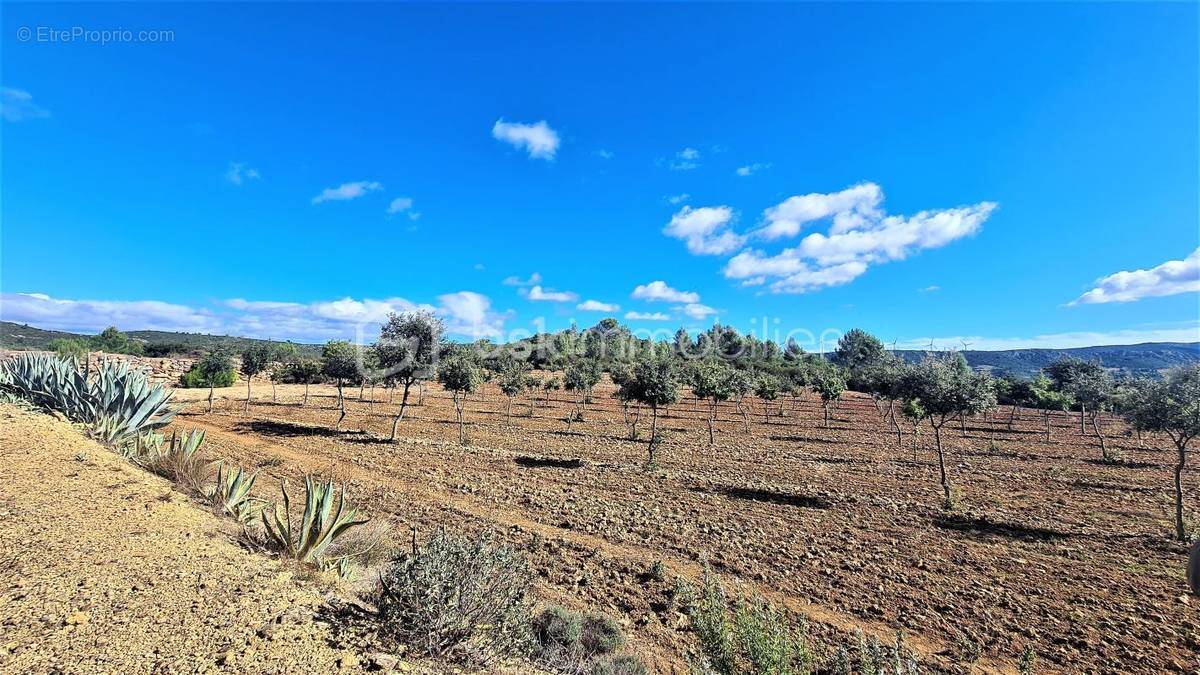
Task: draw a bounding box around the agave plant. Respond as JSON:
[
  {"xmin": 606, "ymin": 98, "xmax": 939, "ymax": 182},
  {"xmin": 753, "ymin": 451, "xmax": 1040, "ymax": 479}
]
[
  {"xmin": 140, "ymin": 428, "xmax": 212, "ymax": 492},
  {"xmin": 88, "ymin": 359, "xmax": 176, "ymax": 446},
  {"xmin": 209, "ymin": 463, "xmax": 263, "ymax": 523},
  {"xmin": 0, "ymin": 354, "xmax": 175, "ymax": 449},
  {"xmin": 0, "ymin": 353, "xmax": 93, "ymax": 421},
  {"xmin": 262, "ymin": 475, "xmax": 367, "ymax": 568}
]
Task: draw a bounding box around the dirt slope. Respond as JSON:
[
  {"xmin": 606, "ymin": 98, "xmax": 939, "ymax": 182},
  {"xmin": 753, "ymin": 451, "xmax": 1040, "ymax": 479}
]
[{"xmin": 0, "ymin": 403, "xmax": 365, "ymax": 675}]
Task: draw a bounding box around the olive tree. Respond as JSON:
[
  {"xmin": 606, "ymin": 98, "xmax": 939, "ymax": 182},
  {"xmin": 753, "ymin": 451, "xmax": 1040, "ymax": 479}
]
[
  {"xmin": 239, "ymin": 343, "xmax": 274, "ymax": 413},
  {"xmin": 1045, "ymin": 357, "xmax": 1106, "ymax": 434},
  {"xmin": 1125, "ymin": 365, "xmax": 1200, "ymax": 542},
  {"xmin": 495, "ymin": 355, "xmax": 531, "ymax": 424},
  {"xmin": 322, "ymin": 340, "xmax": 360, "ymax": 430},
  {"xmin": 753, "ymin": 374, "xmax": 782, "ymax": 424},
  {"xmin": 196, "ymin": 348, "xmax": 235, "ymax": 414},
  {"xmin": 562, "ymin": 358, "xmax": 601, "ymax": 432},
  {"xmin": 808, "ymin": 360, "xmax": 847, "ymax": 428},
  {"xmin": 377, "ymin": 311, "xmax": 444, "ymax": 442},
  {"xmin": 288, "ymin": 358, "xmax": 323, "ymax": 406},
  {"xmin": 437, "ymin": 350, "xmax": 483, "ymax": 445},
  {"xmin": 269, "ymin": 343, "xmax": 299, "ymax": 402},
  {"xmin": 690, "ymin": 360, "xmax": 736, "ymax": 446},
  {"xmin": 903, "ymin": 353, "xmax": 996, "ymax": 509},
  {"xmin": 1071, "ymin": 368, "xmax": 1116, "ymax": 460},
  {"xmin": 627, "ymin": 356, "xmax": 679, "ymax": 466}
]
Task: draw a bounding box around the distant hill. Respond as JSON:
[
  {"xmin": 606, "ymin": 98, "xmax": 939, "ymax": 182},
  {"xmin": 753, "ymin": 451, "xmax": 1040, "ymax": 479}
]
[
  {"xmin": 0, "ymin": 322, "xmax": 321, "ymax": 357},
  {"xmin": 894, "ymin": 342, "xmax": 1200, "ymax": 378},
  {"xmin": 3, "ymin": 320, "xmax": 1196, "ymax": 377}
]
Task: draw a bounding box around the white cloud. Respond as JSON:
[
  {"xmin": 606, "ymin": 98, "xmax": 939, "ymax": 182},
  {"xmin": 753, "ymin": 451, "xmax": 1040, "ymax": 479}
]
[
  {"xmin": 492, "ymin": 119, "xmax": 560, "ymax": 160},
  {"xmin": 666, "ymin": 147, "xmax": 701, "ymax": 171},
  {"xmin": 436, "ymin": 291, "xmax": 509, "ymax": 339},
  {"xmin": 525, "ymin": 285, "xmax": 578, "ymax": 302},
  {"xmin": 502, "ymin": 273, "xmax": 542, "ymax": 287},
  {"xmin": 919, "ymin": 285, "xmax": 941, "ymax": 293},
  {"xmin": 759, "ymin": 182, "xmax": 884, "ymax": 240},
  {"xmin": 663, "ymin": 205, "xmax": 745, "ymax": 256},
  {"xmin": 0, "ymin": 293, "xmax": 217, "ymax": 334},
  {"xmin": 736, "ymin": 163, "xmax": 770, "ymax": 177},
  {"xmin": 631, "ymin": 281, "xmax": 700, "ymax": 303},
  {"xmin": 225, "ymin": 162, "xmax": 260, "ymax": 186},
  {"xmin": 312, "ymin": 181, "xmax": 382, "ymax": 204},
  {"xmin": 0, "ymin": 292, "xmax": 509, "ymax": 342},
  {"xmin": 577, "ymin": 300, "xmax": 620, "ymax": 312},
  {"xmin": 625, "ymin": 311, "xmax": 671, "ymax": 321},
  {"xmin": 595, "ymin": 149, "xmax": 613, "ymax": 159},
  {"xmin": 1, "ymin": 88, "xmax": 49, "ymax": 122},
  {"xmin": 715, "ymin": 184, "xmax": 997, "ymax": 294},
  {"xmin": 387, "ymin": 197, "xmax": 414, "ymax": 214},
  {"xmin": 1070, "ymin": 249, "xmax": 1200, "ymax": 305},
  {"xmin": 795, "ymin": 203, "xmax": 996, "ymax": 265},
  {"xmin": 678, "ymin": 303, "xmax": 719, "ymax": 320},
  {"xmin": 895, "ymin": 322, "xmax": 1200, "ymax": 351},
  {"xmin": 666, "ymin": 193, "xmax": 690, "ymax": 205}
]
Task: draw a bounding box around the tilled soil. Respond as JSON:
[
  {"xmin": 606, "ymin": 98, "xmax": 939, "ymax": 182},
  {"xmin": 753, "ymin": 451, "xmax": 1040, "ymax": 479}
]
[
  {"xmin": 0, "ymin": 404, "xmax": 371, "ymax": 675},
  {"xmin": 172, "ymin": 381, "xmax": 1200, "ymax": 674}
]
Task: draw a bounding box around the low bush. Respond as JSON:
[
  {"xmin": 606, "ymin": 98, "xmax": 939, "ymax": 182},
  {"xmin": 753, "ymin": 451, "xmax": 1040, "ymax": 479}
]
[
  {"xmin": 533, "ymin": 606, "xmax": 641, "ymax": 674},
  {"xmin": 139, "ymin": 428, "xmax": 213, "ymax": 494},
  {"xmin": 179, "ymin": 363, "xmax": 236, "ymax": 388},
  {"xmin": 377, "ymin": 530, "xmax": 533, "ymax": 664},
  {"xmin": 677, "ymin": 569, "xmax": 812, "ymax": 675}
]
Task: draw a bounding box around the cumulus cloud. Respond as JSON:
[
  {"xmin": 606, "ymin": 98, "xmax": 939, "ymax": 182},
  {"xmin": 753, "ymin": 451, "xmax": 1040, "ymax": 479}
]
[
  {"xmin": 492, "ymin": 119, "xmax": 560, "ymax": 160},
  {"xmin": 1070, "ymin": 249, "xmax": 1200, "ymax": 305},
  {"xmin": 625, "ymin": 311, "xmax": 671, "ymax": 321},
  {"xmin": 577, "ymin": 300, "xmax": 620, "ymax": 312},
  {"xmin": 663, "ymin": 205, "xmax": 745, "ymax": 256},
  {"xmin": 758, "ymin": 182, "xmax": 884, "ymax": 240},
  {"xmin": 715, "ymin": 183, "xmax": 996, "ymax": 294},
  {"xmin": 436, "ymin": 291, "xmax": 509, "ymax": 339},
  {"xmin": 525, "ymin": 285, "xmax": 578, "ymax": 302},
  {"xmin": 312, "ymin": 181, "xmax": 382, "ymax": 204},
  {"xmin": 736, "ymin": 163, "xmax": 770, "ymax": 177},
  {"xmin": 678, "ymin": 303, "xmax": 719, "ymax": 320},
  {"xmin": 666, "ymin": 193, "xmax": 690, "ymax": 205},
  {"xmin": 503, "ymin": 273, "xmax": 542, "ymax": 287},
  {"xmin": 1, "ymin": 88, "xmax": 49, "ymax": 122},
  {"xmin": 387, "ymin": 197, "xmax": 413, "ymax": 214},
  {"xmin": 631, "ymin": 281, "xmax": 700, "ymax": 303},
  {"xmin": 225, "ymin": 162, "xmax": 260, "ymax": 186},
  {"xmin": 0, "ymin": 292, "xmax": 508, "ymax": 342}
]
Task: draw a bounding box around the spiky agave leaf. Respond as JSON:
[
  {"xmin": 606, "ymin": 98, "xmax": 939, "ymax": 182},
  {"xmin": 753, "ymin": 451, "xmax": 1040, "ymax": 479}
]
[{"xmin": 261, "ymin": 475, "xmax": 367, "ymax": 567}]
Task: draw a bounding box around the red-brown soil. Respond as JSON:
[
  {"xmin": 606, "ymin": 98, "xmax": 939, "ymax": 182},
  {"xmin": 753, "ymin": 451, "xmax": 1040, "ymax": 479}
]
[{"xmin": 171, "ymin": 379, "xmax": 1200, "ymax": 674}]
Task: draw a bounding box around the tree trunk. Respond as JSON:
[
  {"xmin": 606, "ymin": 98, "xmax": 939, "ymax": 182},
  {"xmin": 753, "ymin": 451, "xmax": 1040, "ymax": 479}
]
[
  {"xmin": 888, "ymin": 400, "xmax": 901, "ymax": 445},
  {"xmin": 359, "ymin": 381, "xmax": 365, "ymax": 400},
  {"xmin": 1008, "ymin": 405, "xmax": 1017, "ymax": 431},
  {"xmin": 959, "ymin": 413, "xmax": 967, "ymax": 436},
  {"xmin": 738, "ymin": 399, "xmax": 750, "ymax": 434},
  {"xmin": 303, "ymin": 382, "xmax": 310, "ymax": 406},
  {"xmin": 934, "ymin": 421, "xmax": 952, "ymax": 509},
  {"xmin": 1045, "ymin": 409, "xmax": 1052, "ymax": 442},
  {"xmin": 245, "ymin": 376, "xmax": 252, "ymax": 413},
  {"xmin": 208, "ymin": 384, "xmax": 214, "ymax": 414},
  {"xmin": 1174, "ymin": 438, "xmax": 1187, "ymax": 542},
  {"xmin": 823, "ymin": 401, "xmax": 831, "ymax": 428},
  {"xmin": 707, "ymin": 399, "xmax": 716, "ymax": 446},
  {"xmin": 454, "ymin": 393, "xmax": 466, "ymax": 445},
  {"xmin": 390, "ymin": 382, "xmax": 413, "ymax": 442},
  {"xmin": 506, "ymin": 397, "xmax": 513, "ymax": 425},
  {"xmin": 1092, "ymin": 410, "xmax": 1109, "ymax": 460},
  {"xmin": 762, "ymin": 400, "xmax": 770, "ymax": 424},
  {"xmin": 369, "ymin": 384, "xmax": 376, "ymax": 411},
  {"xmin": 272, "ymin": 380, "xmax": 277, "ymax": 403},
  {"xmin": 335, "ymin": 380, "xmax": 346, "ymax": 430},
  {"xmin": 648, "ymin": 406, "xmax": 660, "ymax": 465},
  {"xmin": 1080, "ymin": 404, "xmax": 1086, "ymax": 434}
]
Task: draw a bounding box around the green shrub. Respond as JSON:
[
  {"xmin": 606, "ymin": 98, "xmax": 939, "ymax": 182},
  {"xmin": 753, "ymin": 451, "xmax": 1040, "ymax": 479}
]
[
  {"xmin": 377, "ymin": 530, "xmax": 533, "ymax": 663},
  {"xmin": 677, "ymin": 569, "xmax": 812, "ymax": 675},
  {"xmin": 580, "ymin": 614, "xmax": 625, "ymax": 656},
  {"xmin": 534, "ymin": 607, "xmax": 582, "ymax": 658},
  {"xmin": 533, "ymin": 606, "xmax": 639, "ymax": 674},
  {"xmin": 179, "ymin": 362, "xmax": 236, "ymax": 388}
]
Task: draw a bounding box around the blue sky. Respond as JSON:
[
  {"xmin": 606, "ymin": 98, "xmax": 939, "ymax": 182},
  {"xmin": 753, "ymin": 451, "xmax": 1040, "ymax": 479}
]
[{"xmin": 2, "ymin": 2, "xmax": 1197, "ymax": 350}]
